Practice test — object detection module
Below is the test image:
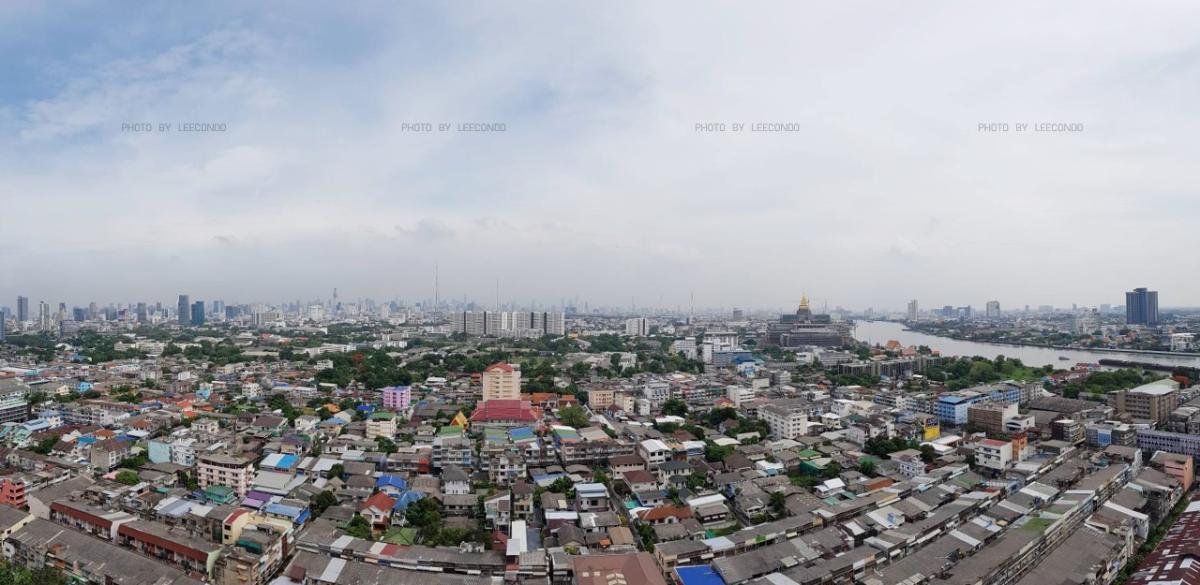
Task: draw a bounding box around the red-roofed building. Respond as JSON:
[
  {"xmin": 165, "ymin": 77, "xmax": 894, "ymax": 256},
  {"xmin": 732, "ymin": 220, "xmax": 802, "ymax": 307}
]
[
  {"xmin": 636, "ymin": 505, "xmax": 693, "ymax": 525},
  {"xmin": 471, "ymin": 400, "xmax": 539, "ymax": 426},
  {"xmin": 357, "ymin": 491, "xmax": 396, "ymax": 534}
]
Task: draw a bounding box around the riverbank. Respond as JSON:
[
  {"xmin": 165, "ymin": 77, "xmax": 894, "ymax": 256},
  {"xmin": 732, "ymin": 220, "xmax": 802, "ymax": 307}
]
[
  {"xmin": 853, "ymin": 320, "xmax": 1200, "ymax": 370},
  {"xmin": 889, "ymin": 321, "xmax": 1200, "ymax": 358}
]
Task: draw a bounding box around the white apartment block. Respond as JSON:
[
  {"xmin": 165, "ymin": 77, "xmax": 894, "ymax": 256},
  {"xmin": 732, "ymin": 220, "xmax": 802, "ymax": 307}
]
[
  {"xmin": 975, "ymin": 439, "xmax": 1012, "ymax": 472},
  {"xmin": 451, "ymin": 311, "xmax": 566, "ymax": 337},
  {"xmin": 625, "ymin": 318, "xmax": 649, "ymax": 337},
  {"xmin": 760, "ymin": 404, "xmax": 811, "ymax": 440}
]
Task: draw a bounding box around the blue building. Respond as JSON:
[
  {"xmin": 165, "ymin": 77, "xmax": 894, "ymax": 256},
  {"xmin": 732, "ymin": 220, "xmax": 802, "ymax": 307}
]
[{"xmin": 935, "ymin": 384, "xmax": 1021, "ymax": 425}]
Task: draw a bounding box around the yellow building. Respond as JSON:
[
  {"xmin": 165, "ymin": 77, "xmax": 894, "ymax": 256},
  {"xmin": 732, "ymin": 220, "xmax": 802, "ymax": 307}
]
[{"xmin": 482, "ymin": 362, "xmax": 522, "ymax": 402}]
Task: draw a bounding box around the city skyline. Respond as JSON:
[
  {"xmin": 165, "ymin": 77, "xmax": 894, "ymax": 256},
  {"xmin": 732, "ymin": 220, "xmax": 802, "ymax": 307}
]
[
  {"xmin": 3, "ymin": 3, "xmax": 1200, "ymax": 307},
  {"xmin": 0, "ymin": 286, "xmax": 1189, "ymax": 317}
]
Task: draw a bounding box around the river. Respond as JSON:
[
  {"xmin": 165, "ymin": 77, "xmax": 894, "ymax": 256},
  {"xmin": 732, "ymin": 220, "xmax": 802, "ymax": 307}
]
[{"xmin": 851, "ymin": 320, "xmax": 1200, "ymax": 369}]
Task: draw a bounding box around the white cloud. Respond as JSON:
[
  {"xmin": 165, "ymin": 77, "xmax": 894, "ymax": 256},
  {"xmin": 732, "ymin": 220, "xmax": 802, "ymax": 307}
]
[{"xmin": 1, "ymin": 1, "xmax": 1199, "ymax": 310}]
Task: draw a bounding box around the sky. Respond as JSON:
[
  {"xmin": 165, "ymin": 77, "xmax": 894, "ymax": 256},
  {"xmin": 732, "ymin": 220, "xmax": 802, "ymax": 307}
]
[{"xmin": 1, "ymin": 1, "xmax": 1199, "ymax": 312}]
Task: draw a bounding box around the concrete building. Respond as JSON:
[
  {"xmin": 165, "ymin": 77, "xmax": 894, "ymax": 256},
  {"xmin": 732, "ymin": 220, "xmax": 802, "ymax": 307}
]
[
  {"xmin": 1125, "ymin": 287, "xmax": 1159, "ymax": 327},
  {"xmin": 482, "ymin": 362, "xmax": 521, "ymax": 402},
  {"xmin": 759, "ymin": 401, "xmax": 816, "ymax": 440},
  {"xmin": 625, "ymin": 317, "xmax": 649, "ymax": 337},
  {"xmin": 1149, "ymin": 451, "xmax": 1194, "ymax": 492},
  {"xmin": 587, "ymin": 388, "xmax": 615, "ymax": 410},
  {"xmin": 177, "ymin": 294, "xmax": 191, "ymax": 326},
  {"xmin": 381, "ymin": 386, "xmax": 411, "ymax": 411},
  {"xmin": 1108, "ymin": 379, "xmax": 1179, "ymax": 424},
  {"xmin": 975, "ymin": 438, "xmax": 1012, "ymax": 472},
  {"xmin": 967, "ymin": 402, "xmax": 1017, "ymax": 435},
  {"xmin": 365, "ymin": 411, "xmax": 397, "ymax": 440},
  {"xmin": 197, "ymin": 453, "xmax": 256, "ymax": 497}
]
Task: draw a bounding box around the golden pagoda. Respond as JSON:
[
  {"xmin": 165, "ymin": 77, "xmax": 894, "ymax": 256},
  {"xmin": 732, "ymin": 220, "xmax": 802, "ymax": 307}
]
[{"xmin": 797, "ymin": 293, "xmax": 812, "ymax": 318}]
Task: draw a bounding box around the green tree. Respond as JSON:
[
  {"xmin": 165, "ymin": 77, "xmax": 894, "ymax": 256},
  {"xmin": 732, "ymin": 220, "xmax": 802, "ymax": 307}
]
[
  {"xmin": 769, "ymin": 491, "xmax": 788, "ymax": 517},
  {"xmin": 558, "ymin": 405, "xmax": 590, "ymax": 428},
  {"xmin": 375, "ymin": 436, "xmax": 398, "ymax": 454},
  {"xmin": 30, "ymin": 434, "xmax": 59, "ymax": 455},
  {"xmin": 548, "ymin": 476, "xmax": 576, "ymax": 496},
  {"xmin": 313, "ymin": 490, "xmax": 339, "ymax": 517},
  {"xmin": 115, "ymin": 470, "xmax": 140, "ymax": 485},
  {"xmin": 662, "ymin": 398, "xmax": 688, "ymax": 417},
  {"xmin": 345, "ymin": 514, "xmax": 372, "ymax": 539}
]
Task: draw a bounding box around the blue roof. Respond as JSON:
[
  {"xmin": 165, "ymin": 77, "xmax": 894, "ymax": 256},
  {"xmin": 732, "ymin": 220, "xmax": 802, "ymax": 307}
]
[
  {"xmin": 509, "ymin": 427, "xmax": 536, "ymax": 441},
  {"xmin": 264, "ymin": 502, "xmax": 306, "ymax": 520},
  {"xmin": 376, "ymin": 475, "xmax": 408, "ymax": 490},
  {"xmin": 676, "ymin": 565, "xmax": 725, "ymax": 585},
  {"xmin": 938, "ymin": 395, "xmax": 969, "ymax": 404},
  {"xmin": 392, "ymin": 490, "xmax": 426, "ymax": 511}
]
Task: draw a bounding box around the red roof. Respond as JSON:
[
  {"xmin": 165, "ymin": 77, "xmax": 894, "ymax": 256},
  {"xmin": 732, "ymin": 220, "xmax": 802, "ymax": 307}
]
[
  {"xmin": 470, "ymin": 400, "xmax": 537, "ymax": 422},
  {"xmin": 485, "ymin": 362, "xmax": 515, "ymax": 373},
  {"xmin": 637, "ymin": 505, "xmax": 693, "ymax": 522},
  {"xmin": 358, "ymin": 491, "xmax": 396, "ymax": 513}
]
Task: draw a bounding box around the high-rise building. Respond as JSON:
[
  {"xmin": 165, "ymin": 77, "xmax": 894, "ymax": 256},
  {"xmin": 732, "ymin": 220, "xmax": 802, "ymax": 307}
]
[
  {"xmin": 0, "ymin": 313, "xmax": 5, "ymax": 341},
  {"xmin": 985, "ymin": 300, "xmax": 1001, "ymax": 319},
  {"xmin": 450, "ymin": 310, "xmax": 565, "ymax": 337},
  {"xmin": 906, "ymin": 299, "xmax": 918, "ymax": 321},
  {"xmin": 482, "ymin": 362, "xmax": 521, "ymax": 401},
  {"xmin": 37, "ymin": 302, "xmax": 51, "ymax": 332},
  {"xmin": 178, "ymin": 295, "xmax": 191, "ymax": 326},
  {"xmin": 625, "ymin": 317, "xmax": 649, "ymax": 336},
  {"xmin": 16, "ymin": 296, "xmax": 28, "ymax": 323},
  {"xmin": 1125, "ymin": 287, "xmax": 1159, "ymax": 327},
  {"xmin": 136, "ymin": 302, "xmax": 148, "ymax": 323},
  {"xmin": 192, "ymin": 301, "xmax": 206, "ymax": 326}
]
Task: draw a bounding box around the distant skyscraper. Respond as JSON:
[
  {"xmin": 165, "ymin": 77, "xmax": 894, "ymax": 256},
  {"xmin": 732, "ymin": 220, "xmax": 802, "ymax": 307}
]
[
  {"xmin": 1125, "ymin": 287, "xmax": 1159, "ymax": 327},
  {"xmin": 907, "ymin": 299, "xmax": 918, "ymax": 321},
  {"xmin": 38, "ymin": 302, "xmax": 51, "ymax": 332},
  {"xmin": 136, "ymin": 302, "xmax": 148, "ymax": 323},
  {"xmin": 985, "ymin": 300, "xmax": 1000, "ymax": 319},
  {"xmin": 625, "ymin": 317, "xmax": 649, "ymax": 336},
  {"xmin": 178, "ymin": 294, "xmax": 191, "ymax": 326},
  {"xmin": 0, "ymin": 312, "xmax": 5, "ymax": 341},
  {"xmin": 192, "ymin": 301, "xmax": 206, "ymax": 326},
  {"xmin": 16, "ymin": 296, "xmax": 28, "ymax": 323}
]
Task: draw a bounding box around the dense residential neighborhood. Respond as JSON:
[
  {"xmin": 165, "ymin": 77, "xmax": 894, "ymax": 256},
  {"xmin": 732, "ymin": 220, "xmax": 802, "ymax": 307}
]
[{"xmin": 0, "ymin": 297, "xmax": 1196, "ymax": 585}]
